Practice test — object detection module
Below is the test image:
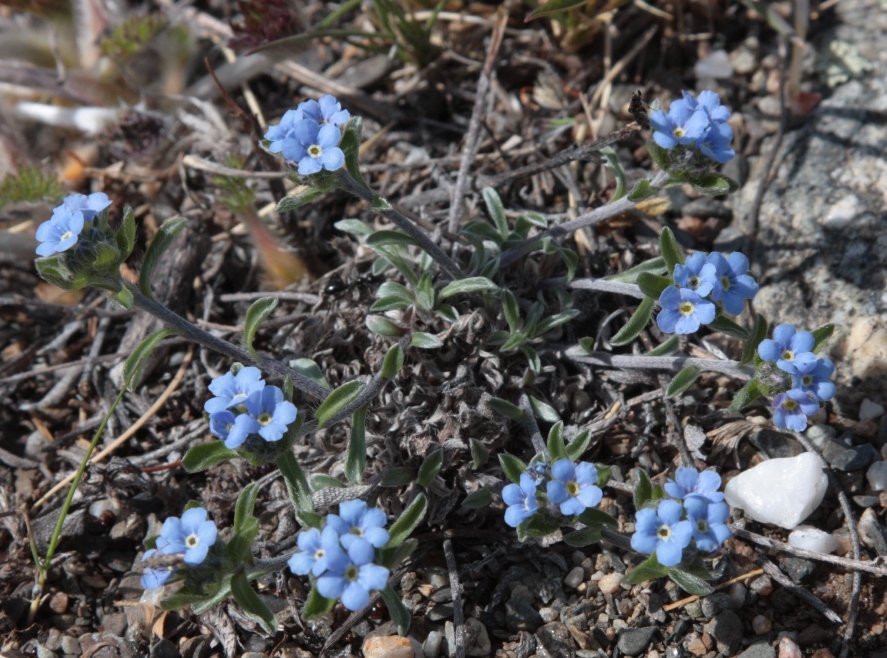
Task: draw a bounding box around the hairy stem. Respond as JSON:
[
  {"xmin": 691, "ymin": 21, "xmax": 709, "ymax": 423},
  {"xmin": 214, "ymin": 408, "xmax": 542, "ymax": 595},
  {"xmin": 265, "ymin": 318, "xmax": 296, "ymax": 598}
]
[
  {"xmin": 569, "ymin": 278, "xmax": 646, "ymax": 298},
  {"xmin": 128, "ymin": 285, "xmax": 330, "ymax": 401},
  {"xmin": 566, "ymin": 349, "xmax": 752, "ymax": 379},
  {"xmin": 337, "ymin": 171, "xmax": 465, "ymax": 281}
]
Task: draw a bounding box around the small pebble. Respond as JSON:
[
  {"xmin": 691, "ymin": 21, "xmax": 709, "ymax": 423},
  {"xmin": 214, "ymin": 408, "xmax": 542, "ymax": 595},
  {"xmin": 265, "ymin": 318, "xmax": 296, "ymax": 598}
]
[
  {"xmin": 860, "ymin": 399, "xmax": 886, "ymax": 421},
  {"xmin": 788, "ymin": 525, "xmax": 839, "ymax": 554},
  {"xmin": 777, "ymin": 636, "xmax": 803, "ymax": 658},
  {"xmin": 48, "ymin": 592, "xmax": 69, "ymax": 614},
  {"xmin": 598, "ymin": 573, "xmax": 622, "ymax": 594},
  {"xmin": 867, "ymin": 460, "xmax": 887, "ymax": 491},
  {"xmin": 752, "ymin": 615, "xmax": 772, "ymax": 634},
  {"xmin": 687, "ymin": 636, "xmax": 708, "ymax": 656},
  {"xmin": 539, "ymin": 607, "xmax": 559, "ymax": 623},
  {"xmin": 564, "ymin": 566, "xmax": 585, "ymax": 590},
  {"xmin": 423, "ymin": 630, "xmax": 443, "ymax": 658},
  {"xmin": 728, "ymin": 583, "xmax": 747, "ymax": 608},
  {"xmin": 811, "ymin": 650, "xmax": 835, "ymax": 658},
  {"xmin": 363, "ymin": 635, "xmax": 413, "ymax": 658},
  {"xmin": 695, "ymin": 49, "xmax": 733, "ymax": 78}
]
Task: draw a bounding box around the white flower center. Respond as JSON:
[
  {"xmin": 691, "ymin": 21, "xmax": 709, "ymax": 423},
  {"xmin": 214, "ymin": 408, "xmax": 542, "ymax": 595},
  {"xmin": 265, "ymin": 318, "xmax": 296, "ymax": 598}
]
[
  {"xmin": 781, "ymin": 349, "xmax": 794, "ymax": 362},
  {"xmin": 673, "ymin": 127, "xmax": 686, "ymax": 138},
  {"xmin": 308, "ymin": 144, "xmax": 323, "ymax": 158},
  {"xmin": 185, "ymin": 533, "xmax": 200, "ymax": 548},
  {"xmin": 679, "ymin": 301, "xmax": 696, "ymax": 317},
  {"xmin": 60, "ymin": 230, "xmax": 73, "ymax": 241},
  {"xmin": 566, "ymin": 480, "xmax": 580, "ymax": 496},
  {"xmin": 782, "ymin": 399, "xmax": 799, "ymax": 412},
  {"xmin": 344, "ymin": 564, "xmax": 359, "ymax": 582},
  {"xmin": 801, "ymin": 374, "xmax": 813, "ymax": 386},
  {"xmin": 687, "ymin": 275, "xmax": 701, "ymax": 290},
  {"xmin": 657, "ymin": 525, "xmax": 672, "ymax": 540},
  {"xmin": 696, "ymin": 519, "xmax": 709, "ymax": 533},
  {"xmin": 349, "ymin": 527, "xmax": 364, "ymax": 536},
  {"xmin": 314, "ymin": 548, "xmax": 325, "ymax": 560},
  {"xmin": 258, "ymin": 412, "xmax": 273, "ymax": 426}
]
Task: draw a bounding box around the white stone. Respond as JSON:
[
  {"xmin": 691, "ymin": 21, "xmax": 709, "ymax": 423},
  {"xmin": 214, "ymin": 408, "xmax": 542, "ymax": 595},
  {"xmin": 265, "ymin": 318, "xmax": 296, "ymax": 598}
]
[
  {"xmin": 788, "ymin": 525, "xmax": 839, "ymax": 554},
  {"xmin": 724, "ymin": 452, "xmax": 828, "ymax": 529},
  {"xmin": 694, "ymin": 50, "xmax": 733, "ymax": 79},
  {"xmin": 860, "ymin": 398, "xmax": 886, "ymax": 421},
  {"xmin": 822, "ymin": 194, "xmax": 861, "ymax": 228},
  {"xmin": 867, "ymin": 460, "xmax": 887, "ymax": 491}
]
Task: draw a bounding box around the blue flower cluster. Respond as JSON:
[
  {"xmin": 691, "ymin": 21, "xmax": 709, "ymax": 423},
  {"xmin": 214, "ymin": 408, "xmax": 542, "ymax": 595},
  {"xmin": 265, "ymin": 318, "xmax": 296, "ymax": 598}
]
[
  {"xmin": 630, "ymin": 468, "xmax": 731, "ymax": 567},
  {"xmin": 288, "ymin": 500, "xmax": 390, "ymax": 611},
  {"xmin": 141, "ymin": 507, "xmax": 218, "ymax": 589},
  {"xmin": 205, "ymin": 367, "xmax": 298, "ymax": 449},
  {"xmin": 657, "ymin": 251, "xmax": 759, "ymax": 335},
  {"xmin": 650, "ymin": 90, "xmax": 735, "ymax": 163},
  {"xmin": 35, "ymin": 193, "xmax": 111, "ymax": 257},
  {"xmin": 502, "ymin": 458, "xmax": 603, "ymax": 527},
  {"xmin": 264, "ymin": 95, "xmax": 350, "ymax": 175},
  {"xmin": 758, "ymin": 324, "xmax": 835, "ymax": 431}
]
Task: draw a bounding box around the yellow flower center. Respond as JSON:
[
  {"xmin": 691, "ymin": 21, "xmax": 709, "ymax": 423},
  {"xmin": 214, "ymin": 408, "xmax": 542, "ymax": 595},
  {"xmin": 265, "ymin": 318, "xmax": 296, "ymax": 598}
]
[
  {"xmin": 60, "ymin": 230, "xmax": 73, "ymax": 241},
  {"xmin": 657, "ymin": 525, "xmax": 672, "ymax": 540},
  {"xmin": 673, "ymin": 127, "xmax": 686, "ymax": 138},
  {"xmin": 782, "ymin": 399, "xmax": 798, "ymax": 411},
  {"xmin": 345, "ymin": 565, "xmax": 359, "ymax": 581},
  {"xmin": 308, "ymin": 144, "xmax": 323, "ymax": 158},
  {"xmin": 185, "ymin": 533, "xmax": 199, "ymax": 548},
  {"xmin": 781, "ymin": 350, "xmax": 794, "ymax": 361},
  {"xmin": 801, "ymin": 374, "xmax": 813, "ymax": 386},
  {"xmin": 566, "ymin": 481, "xmax": 580, "ymax": 496},
  {"xmin": 258, "ymin": 412, "xmax": 273, "ymax": 426},
  {"xmin": 679, "ymin": 302, "xmax": 695, "ymax": 317},
  {"xmin": 720, "ymin": 276, "xmax": 731, "ymax": 291}
]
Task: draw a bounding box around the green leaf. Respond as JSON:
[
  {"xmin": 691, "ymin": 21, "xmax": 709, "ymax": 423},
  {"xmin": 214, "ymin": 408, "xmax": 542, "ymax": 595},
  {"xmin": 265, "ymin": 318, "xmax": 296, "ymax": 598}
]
[
  {"xmin": 115, "ymin": 205, "xmax": 137, "ymax": 259},
  {"xmin": 707, "ymin": 314, "xmax": 750, "ymax": 340},
  {"xmin": 526, "ymin": 0, "xmax": 592, "ymax": 20},
  {"xmin": 302, "ymin": 587, "xmax": 337, "ymax": 619},
  {"xmin": 461, "ymin": 486, "xmax": 492, "ymax": 509},
  {"xmin": 462, "ymin": 220, "xmax": 503, "ymax": 244},
  {"xmin": 488, "ymin": 397, "xmax": 525, "ymax": 421},
  {"xmin": 501, "ymin": 289, "xmax": 521, "ymax": 333},
  {"xmin": 380, "ymin": 467, "xmax": 416, "ymax": 487},
  {"xmin": 140, "ymin": 217, "xmax": 186, "ymax": 299},
  {"xmin": 730, "ymin": 379, "xmax": 764, "ymax": 413},
  {"xmin": 414, "ymin": 272, "xmax": 435, "ymax": 312},
  {"xmin": 600, "ymin": 147, "xmax": 627, "ymax": 201},
  {"xmin": 377, "ymin": 538, "xmax": 418, "ymax": 571},
  {"xmin": 624, "ymin": 554, "xmax": 671, "ymax": 584},
  {"xmin": 633, "ymin": 469, "xmax": 653, "ymax": 509},
  {"xmin": 565, "ymin": 429, "xmax": 592, "ymax": 462},
  {"xmin": 668, "ymin": 568, "xmax": 714, "ymax": 595},
  {"xmin": 606, "ymin": 257, "xmax": 668, "ymax": 283},
  {"xmin": 366, "ymin": 230, "xmax": 418, "ymax": 249},
  {"xmin": 577, "ymin": 507, "xmax": 619, "ymax": 528},
  {"xmin": 122, "ymin": 328, "xmax": 176, "ymax": 391},
  {"xmin": 376, "ymin": 281, "xmax": 413, "ymax": 304},
  {"xmin": 645, "ymin": 335, "xmax": 681, "ymax": 356},
  {"xmin": 380, "ymin": 584, "xmax": 411, "ymax": 635},
  {"xmin": 666, "ymin": 366, "xmax": 700, "ymax": 398},
  {"xmin": 371, "ymin": 195, "xmax": 393, "ymax": 213},
  {"xmin": 438, "ymin": 276, "xmax": 498, "ymax": 300},
  {"xmin": 277, "ymin": 187, "xmax": 325, "ymax": 213},
  {"xmin": 482, "ymin": 187, "xmax": 509, "ymax": 241},
  {"xmin": 234, "ymin": 482, "xmax": 261, "ymax": 534},
  {"xmin": 289, "ymin": 358, "xmax": 330, "ymax": 391},
  {"xmin": 689, "ymin": 173, "xmax": 739, "ymax": 196},
  {"xmin": 628, "ymin": 179, "xmax": 655, "ymax": 202},
  {"xmin": 636, "ymin": 273, "xmax": 672, "ymax": 299},
  {"xmin": 811, "ymin": 323, "xmax": 835, "ymax": 352},
  {"xmin": 277, "ymin": 450, "xmax": 314, "ymax": 512},
  {"xmin": 417, "ymin": 449, "xmax": 443, "ymax": 488},
  {"xmin": 516, "ymin": 514, "xmax": 562, "ymax": 540},
  {"xmin": 530, "ymin": 397, "xmax": 560, "ymax": 423},
  {"xmin": 345, "ymin": 405, "xmax": 368, "ymax": 484},
  {"xmin": 93, "ymin": 241, "xmax": 119, "ymax": 268},
  {"xmin": 386, "ymin": 493, "xmax": 428, "ymax": 547},
  {"xmin": 315, "ymin": 380, "xmax": 365, "ymax": 427},
  {"xmin": 436, "ymin": 304, "xmax": 459, "ymax": 323},
  {"xmin": 659, "ymin": 227, "xmax": 684, "ymax": 276},
  {"xmin": 521, "ymin": 345, "xmax": 541, "ymax": 374},
  {"xmin": 563, "ymin": 527, "xmax": 603, "ymax": 547},
  {"xmin": 546, "ymin": 422, "xmax": 568, "ymax": 461},
  {"xmin": 380, "ymin": 344, "xmax": 405, "ymax": 379},
  {"xmin": 366, "ymin": 315, "xmax": 408, "ymax": 338},
  {"xmin": 534, "ymin": 309, "xmax": 580, "ymax": 336},
  {"xmin": 469, "ymin": 439, "xmax": 489, "ymax": 468},
  {"xmin": 740, "ymin": 315, "xmax": 769, "ymax": 366},
  {"xmin": 342, "ymin": 116, "xmax": 370, "ymax": 190},
  {"xmin": 228, "ymin": 517, "xmax": 259, "ymax": 564},
  {"xmin": 231, "ymin": 571, "xmax": 278, "ymax": 635},
  {"xmin": 410, "ymin": 332, "xmax": 443, "ymax": 349},
  {"xmin": 334, "ymin": 218, "xmax": 373, "ymax": 238},
  {"xmin": 371, "ymin": 296, "xmax": 411, "ymax": 312},
  {"xmin": 610, "ymin": 296, "xmax": 655, "ymax": 346},
  {"xmin": 243, "ymin": 297, "xmax": 278, "ymax": 360},
  {"xmin": 498, "ymin": 453, "xmax": 526, "ymax": 484},
  {"xmin": 35, "ymin": 256, "xmax": 87, "ymax": 290},
  {"xmin": 108, "ymin": 286, "xmax": 133, "ymax": 310},
  {"xmin": 295, "ymin": 510, "xmax": 324, "ymax": 529},
  {"xmin": 646, "ymin": 140, "xmax": 671, "ymax": 174},
  {"xmin": 501, "ymin": 332, "xmax": 527, "ymax": 352}
]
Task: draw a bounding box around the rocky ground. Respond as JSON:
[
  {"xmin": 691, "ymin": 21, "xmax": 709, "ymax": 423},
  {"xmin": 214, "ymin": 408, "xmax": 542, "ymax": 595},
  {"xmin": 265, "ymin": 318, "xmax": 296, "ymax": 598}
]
[{"xmin": 1, "ymin": 1, "xmax": 887, "ymax": 658}]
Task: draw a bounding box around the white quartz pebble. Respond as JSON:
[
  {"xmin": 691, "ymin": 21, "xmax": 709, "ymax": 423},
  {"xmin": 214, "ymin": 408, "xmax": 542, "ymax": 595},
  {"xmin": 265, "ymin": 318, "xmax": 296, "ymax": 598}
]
[
  {"xmin": 788, "ymin": 525, "xmax": 839, "ymax": 554},
  {"xmin": 867, "ymin": 460, "xmax": 887, "ymax": 492},
  {"xmin": 724, "ymin": 452, "xmax": 827, "ymax": 529}
]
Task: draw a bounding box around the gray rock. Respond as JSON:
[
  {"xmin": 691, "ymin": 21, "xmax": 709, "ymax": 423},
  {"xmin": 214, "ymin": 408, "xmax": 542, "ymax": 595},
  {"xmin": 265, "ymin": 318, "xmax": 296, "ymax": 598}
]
[
  {"xmin": 806, "ymin": 425, "xmax": 838, "ymax": 451},
  {"xmin": 426, "ymin": 604, "xmax": 453, "ymax": 622},
  {"xmin": 563, "ymin": 566, "xmax": 585, "ymax": 590},
  {"xmin": 858, "ymin": 508, "xmax": 887, "ymax": 555},
  {"xmin": 778, "ymin": 556, "xmax": 816, "ymax": 583},
  {"xmin": 852, "ymin": 495, "xmax": 880, "ymax": 507},
  {"xmin": 423, "ymin": 630, "xmax": 443, "ymax": 658},
  {"xmin": 749, "ymin": 429, "xmax": 803, "ymax": 458},
  {"xmin": 713, "ymin": 226, "xmax": 746, "ymax": 252},
  {"xmin": 737, "ymin": 642, "xmax": 777, "ymax": 658},
  {"xmin": 536, "ymin": 622, "xmax": 577, "ymax": 658},
  {"xmin": 684, "ymin": 599, "xmax": 703, "ymax": 618},
  {"xmin": 506, "ymin": 599, "xmax": 544, "ymax": 632},
  {"xmin": 60, "ymin": 636, "xmax": 80, "ymax": 655},
  {"xmin": 150, "ymin": 639, "xmax": 180, "ymax": 658},
  {"xmin": 830, "ymin": 443, "xmax": 877, "ymax": 471},
  {"xmin": 616, "ymin": 627, "xmax": 658, "ymax": 656},
  {"xmin": 102, "ymin": 612, "xmax": 127, "ymax": 637},
  {"xmin": 700, "ymin": 592, "xmax": 734, "ymax": 617},
  {"xmin": 704, "ymin": 610, "xmax": 742, "ymax": 655},
  {"xmin": 730, "ymin": 0, "xmax": 887, "ymax": 409},
  {"xmin": 682, "ymin": 198, "xmax": 733, "ymax": 220},
  {"xmin": 429, "ymin": 586, "xmax": 452, "ymax": 603},
  {"xmin": 36, "ymin": 646, "xmax": 58, "ymax": 658},
  {"xmin": 867, "ymin": 460, "xmax": 887, "ymax": 491}
]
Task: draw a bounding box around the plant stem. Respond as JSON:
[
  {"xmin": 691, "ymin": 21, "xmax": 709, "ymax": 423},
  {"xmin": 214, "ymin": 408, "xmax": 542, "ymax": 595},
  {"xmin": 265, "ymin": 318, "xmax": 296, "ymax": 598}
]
[
  {"xmin": 128, "ymin": 285, "xmax": 330, "ymax": 401},
  {"xmin": 277, "ymin": 448, "xmax": 313, "ymax": 513},
  {"xmin": 337, "ymin": 171, "xmax": 465, "ymax": 281},
  {"xmin": 565, "ymin": 348, "xmax": 752, "ymax": 379},
  {"xmin": 498, "ymin": 170, "xmax": 670, "ymax": 267},
  {"xmin": 569, "ymin": 278, "xmax": 646, "ymax": 298}
]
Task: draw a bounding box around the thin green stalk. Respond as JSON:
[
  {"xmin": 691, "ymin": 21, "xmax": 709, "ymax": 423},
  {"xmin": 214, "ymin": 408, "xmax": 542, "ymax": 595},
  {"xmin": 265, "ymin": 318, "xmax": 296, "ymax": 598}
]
[
  {"xmin": 277, "ymin": 449, "xmax": 313, "ymax": 512},
  {"xmin": 27, "ymin": 385, "xmax": 127, "ymax": 624}
]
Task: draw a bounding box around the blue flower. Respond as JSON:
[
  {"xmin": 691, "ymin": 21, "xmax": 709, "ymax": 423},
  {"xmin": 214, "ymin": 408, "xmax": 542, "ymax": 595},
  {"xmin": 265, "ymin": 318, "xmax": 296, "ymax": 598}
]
[
  {"xmin": 156, "ymin": 507, "xmax": 218, "ymax": 566},
  {"xmin": 630, "ymin": 499, "xmax": 693, "ymax": 567},
  {"xmin": 664, "ymin": 467, "xmax": 725, "ymax": 504},
  {"xmin": 696, "ymin": 121, "xmax": 735, "ymax": 163},
  {"xmin": 272, "ymin": 118, "xmax": 345, "ymax": 175},
  {"xmin": 656, "ymin": 286, "xmax": 716, "ymax": 335},
  {"xmin": 527, "ymin": 461, "xmax": 548, "ymax": 480},
  {"xmin": 792, "ymin": 357, "xmax": 836, "ymax": 402},
  {"xmin": 208, "ymin": 410, "xmax": 260, "ymax": 449},
  {"xmin": 682, "ymin": 496, "xmax": 732, "ymax": 553},
  {"xmin": 502, "ymin": 473, "xmax": 540, "ymax": 527},
  {"xmin": 264, "ymin": 108, "xmax": 306, "ymax": 155},
  {"xmin": 672, "ymin": 252, "xmax": 718, "ymax": 297},
  {"xmin": 650, "ymin": 99, "xmax": 710, "ymax": 149},
  {"xmin": 140, "ymin": 549, "xmax": 176, "ymax": 589},
  {"xmin": 204, "ymin": 367, "xmax": 265, "ymax": 414},
  {"xmin": 300, "ymin": 95, "xmax": 350, "ymax": 127},
  {"xmin": 546, "ymin": 458, "xmax": 603, "ymax": 517},
  {"xmin": 288, "ymin": 526, "xmax": 345, "ymax": 577},
  {"xmin": 36, "ymin": 205, "xmax": 85, "ymax": 257},
  {"xmin": 680, "ymin": 90, "xmax": 731, "ymax": 124},
  {"xmin": 59, "ymin": 192, "xmax": 112, "ymax": 222},
  {"xmin": 326, "ymin": 500, "xmax": 390, "ymax": 551},
  {"xmin": 706, "ymin": 252, "xmax": 758, "ymax": 315},
  {"xmin": 772, "ymin": 389, "xmax": 820, "ymax": 432},
  {"xmin": 758, "ymin": 324, "xmax": 818, "ymax": 375},
  {"xmin": 316, "ymin": 540, "xmax": 390, "ymax": 611},
  {"xmin": 242, "ymin": 386, "xmax": 297, "ymax": 442}
]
